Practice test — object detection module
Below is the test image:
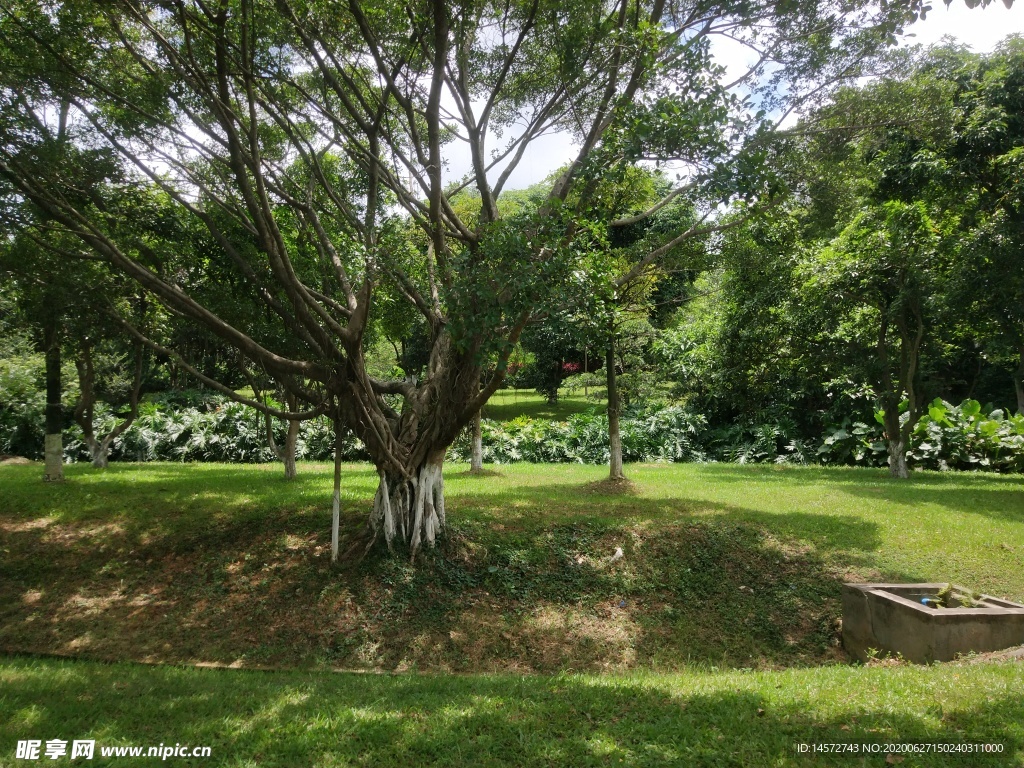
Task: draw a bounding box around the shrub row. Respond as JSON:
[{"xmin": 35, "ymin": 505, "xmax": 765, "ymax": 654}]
[
  {"xmin": 818, "ymin": 398, "xmax": 1024, "ymax": 472},
  {"xmin": 5, "ymin": 393, "xmax": 1021, "ymax": 473},
  {"xmin": 448, "ymin": 406, "xmax": 709, "ymax": 464},
  {"xmin": 61, "ymin": 399, "xmax": 368, "ymax": 464},
  {"xmin": 452, "ymin": 398, "xmax": 1024, "ymax": 472}
]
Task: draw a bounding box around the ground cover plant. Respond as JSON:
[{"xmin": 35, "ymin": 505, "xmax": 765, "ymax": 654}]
[{"xmin": 2, "ymin": 462, "xmax": 1022, "ymax": 673}]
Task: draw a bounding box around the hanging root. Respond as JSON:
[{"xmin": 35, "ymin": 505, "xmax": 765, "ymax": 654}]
[
  {"xmin": 367, "ymin": 461, "xmax": 446, "ymax": 559},
  {"xmin": 366, "ymin": 471, "xmax": 396, "ymax": 554},
  {"xmin": 410, "ymin": 461, "xmax": 444, "ymax": 560}
]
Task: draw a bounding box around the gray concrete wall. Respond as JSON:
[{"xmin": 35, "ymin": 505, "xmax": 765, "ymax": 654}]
[{"xmin": 842, "ymin": 583, "xmax": 1024, "ymax": 663}]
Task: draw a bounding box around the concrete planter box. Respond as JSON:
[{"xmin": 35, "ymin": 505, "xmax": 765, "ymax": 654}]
[{"xmin": 842, "ymin": 583, "xmax": 1024, "ymax": 663}]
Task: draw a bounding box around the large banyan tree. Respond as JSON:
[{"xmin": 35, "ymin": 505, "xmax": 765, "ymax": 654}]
[{"xmin": 0, "ymin": 0, "xmax": 927, "ymax": 556}]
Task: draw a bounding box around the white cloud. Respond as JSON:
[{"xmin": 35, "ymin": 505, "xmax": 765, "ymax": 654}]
[{"xmin": 899, "ymin": 3, "xmax": 1024, "ymax": 50}]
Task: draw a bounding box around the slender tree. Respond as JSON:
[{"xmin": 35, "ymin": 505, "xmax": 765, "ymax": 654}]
[
  {"xmin": 71, "ymin": 336, "xmax": 146, "ymax": 468},
  {"xmin": 41, "ymin": 312, "xmax": 64, "ymax": 481},
  {"xmin": 801, "ymin": 201, "xmax": 942, "ymax": 478}
]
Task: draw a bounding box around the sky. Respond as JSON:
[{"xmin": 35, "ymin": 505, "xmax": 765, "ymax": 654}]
[{"xmin": 465, "ymin": 4, "xmax": 1024, "ymax": 192}]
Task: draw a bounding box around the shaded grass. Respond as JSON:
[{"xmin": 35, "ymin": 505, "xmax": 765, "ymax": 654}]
[
  {"xmin": 1, "ymin": 462, "xmax": 1023, "ymax": 673},
  {"xmin": 480, "ymin": 388, "xmax": 606, "ymax": 421},
  {"xmin": 1, "ymin": 655, "xmax": 1022, "ymax": 767}
]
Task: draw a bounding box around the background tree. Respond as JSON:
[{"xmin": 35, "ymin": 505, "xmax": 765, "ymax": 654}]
[
  {"xmin": 935, "ymin": 39, "xmax": 1024, "ymax": 413},
  {"xmin": 70, "ymin": 319, "xmax": 148, "ymax": 469},
  {"xmin": 801, "ymin": 200, "xmax": 943, "ymax": 477}
]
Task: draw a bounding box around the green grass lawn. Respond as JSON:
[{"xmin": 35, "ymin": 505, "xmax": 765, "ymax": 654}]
[
  {"xmin": 480, "ymin": 388, "xmax": 606, "ymax": 421},
  {"xmin": 1, "ymin": 655, "xmax": 1022, "ymax": 767},
  {"xmin": 2, "ymin": 461, "xmax": 1024, "ymax": 765}
]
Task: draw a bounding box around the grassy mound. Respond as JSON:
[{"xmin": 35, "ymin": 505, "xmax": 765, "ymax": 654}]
[{"xmin": 2, "ymin": 462, "xmax": 1022, "ymax": 673}]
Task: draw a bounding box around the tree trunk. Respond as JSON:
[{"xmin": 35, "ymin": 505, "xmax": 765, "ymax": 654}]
[
  {"xmin": 887, "ymin": 439, "xmax": 909, "ymax": 479},
  {"xmin": 43, "ymin": 320, "xmax": 63, "ymax": 482},
  {"xmin": 87, "ymin": 438, "xmax": 111, "ymax": 469},
  {"xmin": 606, "ymin": 342, "xmax": 624, "ymax": 480},
  {"xmin": 73, "ymin": 340, "xmax": 144, "ymax": 469},
  {"xmin": 470, "ymin": 410, "xmax": 483, "ymax": 472},
  {"xmin": 283, "ymin": 418, "xmax": 299, "ymax": 480},
  {"xmin": 331, "ymin": 418, "xmax": 342, "ymax": 563},
  {"xmin": 261, "ymin": 385, "xmax": 300, "ymax": 480},
  {"xmin": 1015, "ymin": 343, "xmax": 1024, "ymax": 416},
  {"xmin": 882, "ymin": 404, "xmax": 909, "ymax": 479},
  {"xmin": 281, "ymin": 391, "xmax": 300, "ymax": 480},
  {"xmin": 584, "ymin": 348, "xmax": 588, "ymax": 396},
  {"xmin": 367, "ymin": 451, "xmax": 446, "ymax": 558}
]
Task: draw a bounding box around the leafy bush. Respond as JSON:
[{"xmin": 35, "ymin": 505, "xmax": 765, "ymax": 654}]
[
  {"xmin": 816, "ymin": 419, "xmax": 888, "ymax": 467},
  {"xmin": 6, "ymin": 382, "xmax": 1022, "ymax": 473},
  {"xmin": 448, "ymin": 405, "xmax": 708, "ymax": 465},
  {"xmin": 453, "ymin": 398, "xmax": 1024, "ymax": 471},
  {"xmin": 909, "ymin": 399, "xmax": 1024, "ymax": 472},
  {"xmin": 710, "ymin": 415, "xmax": 814, "ymax": 465},
  {"xmin": 817, "ymin": 399, "xmax": 1024, "ymax": 472},
  {"xmin": 0, "ymin": 348, "xmax": 45, "ymax": 458},
  {"xmin": 62, "ymin": 396, "xmax": 369, "ymax": 464},
  {"xmin": 0, "ymin": 332, "xmax": 78, "ymax": 459},
  {"xmin": 560, "ymin": 372, "xmax": 605, "ymax": 399}
]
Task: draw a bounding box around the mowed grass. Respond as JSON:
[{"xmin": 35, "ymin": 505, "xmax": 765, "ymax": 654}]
[
  {"xmin": 1, "ymin": 655, "xmax": 1023, "ymax": 767},
  {"xmin": 480, "ymin": 388, "xmax": 606, "ymax": 421},
  {"xmin": 1, "ymin": 462, "xmax": 1023, "ymax": 675},
  {"xmin": 2, "ymin": 462, "xmax": 1024, "ymax": 766}
]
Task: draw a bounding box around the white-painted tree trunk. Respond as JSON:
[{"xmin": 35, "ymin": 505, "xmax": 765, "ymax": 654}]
[
  {"xmin": 73, "ymin": 340, "xmax": 144, "ymax": 471},
  {"xmin": 331, "ymin": 420, "xmax": 342, "ymax": 563},
  {"xmin": 87, "ymin": 438, "xmax": 112, "ymax": 469},
  {"xmin": 881, "ymin": 399, "xmax": 911, "ymax": 480},
  {"xmin": 367, "ymin": 454, "xmax": 446, "ymax": 559},
  {"xmin": 887, "ymin": 439, "xmax": 909, "ymax": 479},
  {"xmin": 606, "ymin": 343, "xmax": 624, "ymax": 481},
  {"xmin": 43, "ymin": 434, "xmax": 64, "ymax": 482},
  {"xmin": 470, "ymin": 410, "xmax": 483, "ymax": 472},
  {"xmin": 265, "ymin": 410, "xmax": 300, "ymax": 480},
  {"xmin": 331, "ymin": 484, "xmax": 341, "ymax": 562},
  {"xmin": 43, "ymin": 322, "xmax": 63, "ymax": 483}
]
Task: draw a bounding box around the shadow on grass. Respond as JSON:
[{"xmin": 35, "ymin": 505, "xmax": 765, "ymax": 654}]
[
  {"xmin": 449, "ymin": 481, "xmax": 884, "ymax": 554},
  {"xmin": 0, "ymin": 498, "xmax": 880, "ymax": 671},
  {"xmin": 340, "ymin": 489, "xmax": 894, "ymax": 670},
  {"xmin": 7, "ymin": 463, "xmax": 1017, "ymax": 674},
  {"xmin": 0, "ymin": 463, "xmax": 916, "ymax": 672},
  {"xmin": 0, "ymin": 462, "xmax": 378, "ymax": 535},
  {"xmin": 1, "ymin": 657, "xmax": 1022, "ymax": 767}
]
